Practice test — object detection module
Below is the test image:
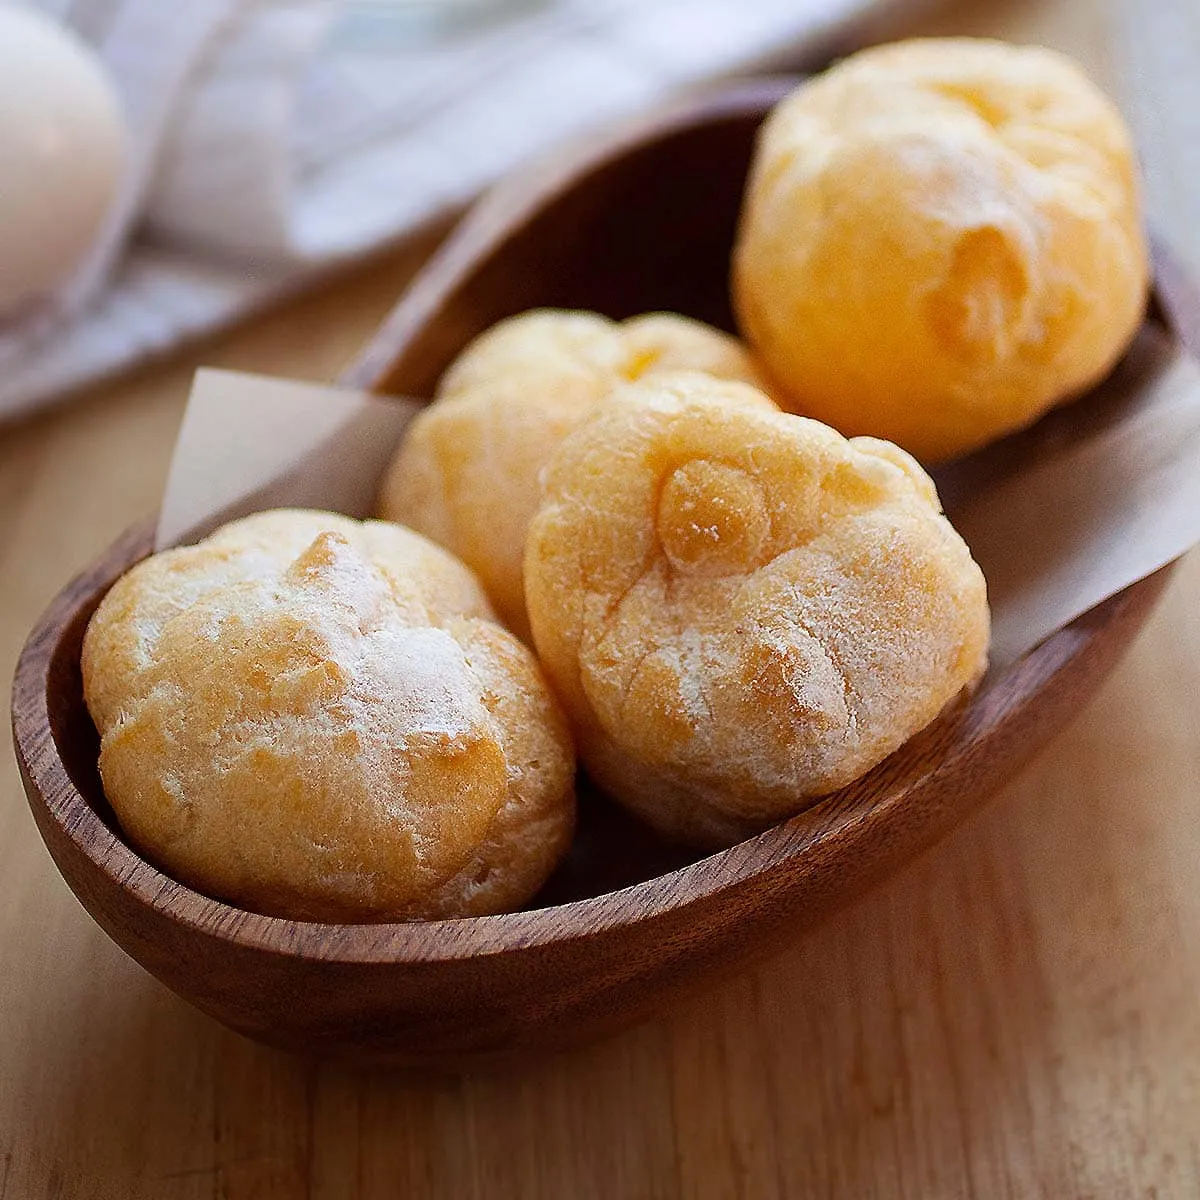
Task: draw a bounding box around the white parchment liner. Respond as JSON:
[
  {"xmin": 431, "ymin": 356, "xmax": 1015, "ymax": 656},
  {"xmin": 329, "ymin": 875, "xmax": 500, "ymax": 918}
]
[{"xmin": 156, "ymin": 321, "xmax": 1200, "ymax": 674}]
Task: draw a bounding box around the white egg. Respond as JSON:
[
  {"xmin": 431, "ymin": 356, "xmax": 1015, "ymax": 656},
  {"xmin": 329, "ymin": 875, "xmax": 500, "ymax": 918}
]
[{"xmin": 0, "ymin": 5, "xmax": 126, "ymax": 317}]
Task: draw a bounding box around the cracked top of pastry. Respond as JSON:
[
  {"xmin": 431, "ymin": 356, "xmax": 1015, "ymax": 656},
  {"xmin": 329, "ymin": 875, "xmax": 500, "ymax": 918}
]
[
  {"xmin": 82, "ymin": 509, "xmax": 575, "ymax": 922},
  {"xmin": 524, "ymin": 375, "xmax": 990, "ymax": 847},
  {"xmin": 378, "ymin": 309, "xmax": 770, "ymax": 640},
  {"xmin": 734, "ymin": 37, "xmax": 1148, "ymax": 463}
]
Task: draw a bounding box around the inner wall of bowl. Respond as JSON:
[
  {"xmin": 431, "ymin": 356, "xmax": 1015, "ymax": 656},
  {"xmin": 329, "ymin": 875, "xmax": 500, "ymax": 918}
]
[
  {"xmin": 48, "ymin": 588, "xmax": 121, "ymax": 833},
  {"xmin": 375, "ymin": 106, "xmax": 764, "ymax": 399},
  {"xmin": 518, "ymin": 115, "xmax": 755, "ymax": 328}
]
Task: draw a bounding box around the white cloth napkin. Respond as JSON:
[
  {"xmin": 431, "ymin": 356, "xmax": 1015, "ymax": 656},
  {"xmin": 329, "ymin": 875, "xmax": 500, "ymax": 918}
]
[{"xmin": 0, "ymin": 0, "xmax": 894, "ymax": 421}]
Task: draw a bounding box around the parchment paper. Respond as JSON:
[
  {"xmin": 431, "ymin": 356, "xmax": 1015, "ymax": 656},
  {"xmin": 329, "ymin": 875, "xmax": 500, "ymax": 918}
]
[
  {"xmin": 156, "ymin": 338, "xmax": 1200, "ymax": 672},
  {"xmin": 934, "ymin": 324, "xmax": 1200, "ymax": 668},
  {"xmin": 156, "ymin": 369, "xmax": 420, "ymax": 550}
]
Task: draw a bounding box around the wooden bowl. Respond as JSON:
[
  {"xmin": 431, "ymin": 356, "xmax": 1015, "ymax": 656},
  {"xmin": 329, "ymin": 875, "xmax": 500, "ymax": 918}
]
[{"xmin": 12, "ymin": 77, "xmax": 1177, "ymax": 1067}]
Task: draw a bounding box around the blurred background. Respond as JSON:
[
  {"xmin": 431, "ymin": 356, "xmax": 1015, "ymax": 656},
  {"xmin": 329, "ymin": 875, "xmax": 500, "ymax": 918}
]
[
  {"xmin": 0, "ymin": 0, "xmax": 1188, "ymax": 424},
  {"xmin": 0, "ymin": 0, "xmax": 927, "ymax": 422}
]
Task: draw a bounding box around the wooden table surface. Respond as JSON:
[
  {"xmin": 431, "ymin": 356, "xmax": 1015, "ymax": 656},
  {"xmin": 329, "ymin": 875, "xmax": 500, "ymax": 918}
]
[{"xmin": 3, "ymin": 1, "xmax": 1199, "ymax": 1196}]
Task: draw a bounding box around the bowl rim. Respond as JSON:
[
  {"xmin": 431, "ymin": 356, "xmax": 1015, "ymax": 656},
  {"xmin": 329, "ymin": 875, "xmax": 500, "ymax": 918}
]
[{"xmin": 13, "ymin": 513, "xmax": 1170, "ymax": 966}]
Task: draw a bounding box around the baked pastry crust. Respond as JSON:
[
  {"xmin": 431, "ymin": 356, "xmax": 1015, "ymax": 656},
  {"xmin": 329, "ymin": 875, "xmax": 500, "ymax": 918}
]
[
  {"xmin": 82, "ymin": 509, "xmax": 575, "ymax": 922},
  {"xmin": 524, "ymin": 375, "xmax": 990, "ymax": 847},
  {"xmin": 734, "ymin": 37, "xmax": 1149, "ymax": 463},
  {"xmin": 379, "ymin": 309, "xmax": 769, "ymax": 639}
]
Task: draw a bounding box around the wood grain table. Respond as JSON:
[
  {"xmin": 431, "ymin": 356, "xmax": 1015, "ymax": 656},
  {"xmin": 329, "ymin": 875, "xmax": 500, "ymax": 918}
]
[{"xmin": 3, "ymin": 0, "xmax": 1198, "ymax": 1195}]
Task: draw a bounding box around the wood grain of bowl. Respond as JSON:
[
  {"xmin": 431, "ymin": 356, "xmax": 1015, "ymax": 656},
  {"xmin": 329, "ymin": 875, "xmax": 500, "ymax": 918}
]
[{"xmin": 11, "ymin": 77, "xmax": 1178, "ymax": 1066}]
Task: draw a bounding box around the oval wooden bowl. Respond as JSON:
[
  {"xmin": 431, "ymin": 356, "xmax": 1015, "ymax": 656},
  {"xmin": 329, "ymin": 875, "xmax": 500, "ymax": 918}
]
[{"xmin": 12, "ymin": 77, "xmax": 1177, "ymax": 1067}]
